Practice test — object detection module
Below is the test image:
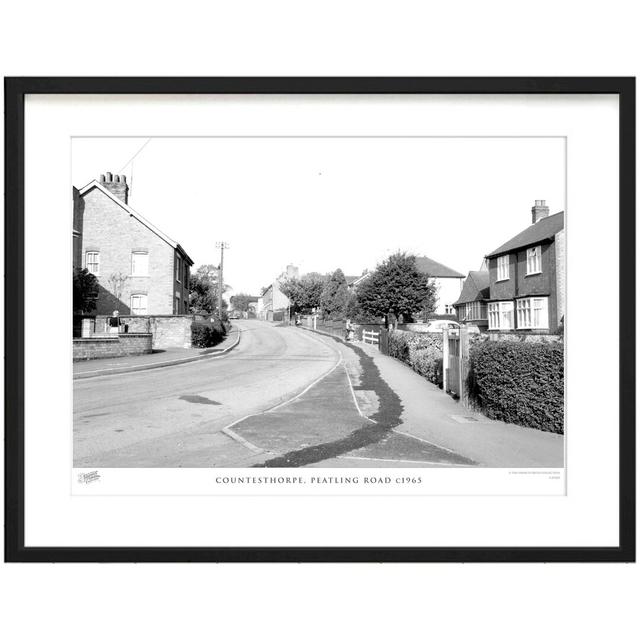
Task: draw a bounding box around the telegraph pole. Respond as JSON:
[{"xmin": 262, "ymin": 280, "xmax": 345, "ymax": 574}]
[{"xmin": 215, "ymin": 241, "xmax": 229, "ymax": 318}]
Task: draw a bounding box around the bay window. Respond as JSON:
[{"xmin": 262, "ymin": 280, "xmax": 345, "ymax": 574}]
[
  {"xmin": 488, "ymin": 301, "xmax": 514, "ymax": 330},
  {"xmin": 516, "ymin": 297, "xmax": 549, "ymax": 329}
]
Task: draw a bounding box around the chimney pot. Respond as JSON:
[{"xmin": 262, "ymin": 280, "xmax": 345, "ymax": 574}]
[
  {"xmin": 531, "ymin": 199, "xmax": 550, "ymax": 224},
  {"xmin": 100, "ymin": 171, "xmax": 129, "ymax": 204}
]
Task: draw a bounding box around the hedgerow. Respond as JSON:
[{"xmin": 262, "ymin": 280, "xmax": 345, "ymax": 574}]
[
  {"xmin": 468, "ymin": 340, "xmax": 564, "ymax": 433},
  {"xmin": 388, "ymin": 330, "xmax": 443, "ymax": 387},
  {"xmin": 191, "ymin": 319, "xmax": 227, "ymax": 348}
]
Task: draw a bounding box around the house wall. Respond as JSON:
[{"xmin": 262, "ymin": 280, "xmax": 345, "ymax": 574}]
[
  {"xmin": 72, "ymin": 187, "xmax": 84, "ymax": 269},
  {"xmin": 172, "ymin": 254, "xmax": 191, "ymax": 314},
  {"xmin": 431, "ymin": 277, "xmax": 464, "ymax": 315},
  {"xmin": 272, "ymin": 280, "xmax": 290, "ymax": 311},
  {"xmin": 488, "ymin": 239, "xmax": 560, "ymax": 332},
  {"xmin": 488, "ymin": 254, "xmax": 517, "ymax": 300},
  {"xmin": 80, "ymin": 188, "xmax": 176, "ymax": 315},
  {"xmin": 555, "ymin": 229, "xmax": 566, "ymax": 324}
]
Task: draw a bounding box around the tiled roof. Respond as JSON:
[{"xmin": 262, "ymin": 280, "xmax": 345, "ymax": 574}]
[
  {"xmin": 486, "ymin": 211, "xmax": 564, "ymax": 258},
  {"xmin": 415, "ymin": 256, "xmax": 464, "ymax": 279},
  {"xmin": 454, "ymin": 271, "xmax": 490, "ymax": 305}
]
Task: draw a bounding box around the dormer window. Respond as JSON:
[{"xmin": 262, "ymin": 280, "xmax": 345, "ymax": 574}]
[
  {"xmin": 497, "ymin": 255, "xmax": 509, "ymax": 281},
  {"xmin": 526, "ymin": 245, "xmax": 542, "ymax": 275}
]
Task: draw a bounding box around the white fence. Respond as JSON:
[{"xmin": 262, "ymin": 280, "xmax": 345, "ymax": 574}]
[{"xmin": 362, "ymin": 329, "xmax": 380, "ymax": 345}]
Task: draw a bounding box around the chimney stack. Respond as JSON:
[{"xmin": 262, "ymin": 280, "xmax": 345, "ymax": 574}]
[
  {"xmin": 286, "ymin": 264, "xmax": 299, "ymax": 279},
  {"xmin": 531, "ymin": 199, "xmax": 549, "ymax": 224},
  {"xmin": 99, "ymin": 172, "xmax": 129, "ymax": 204}
]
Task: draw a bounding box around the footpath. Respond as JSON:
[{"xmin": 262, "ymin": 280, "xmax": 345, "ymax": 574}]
[
  {"xmin": 302, "ymin": 326, "xmax": 563, "ymax": 467},
  {"xmin": 73, "ymin": 326, "xmax": 241, "ymax": 380},
  {"xmin": 355, "ymin": 341, "xmax": 564, "ymax": 468}
]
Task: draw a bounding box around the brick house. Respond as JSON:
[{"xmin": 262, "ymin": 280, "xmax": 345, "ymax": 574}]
[
  {"xmin": 485, "ymin": 200, "xmax": 565, "ymax": 334},
  {"xmin": 453, "ymin": 270, "xmax": 490, "ymax": 329},
  {"xmin": 74, "ymin": 172, "xmax": 194, "ymax": 316}
]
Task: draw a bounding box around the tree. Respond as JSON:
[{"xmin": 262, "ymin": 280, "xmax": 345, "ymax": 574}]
[
  {"xmin": 279, "ymin": 272, "xmax": 325, "ymax": 313},
  {"xmin": 189, "ymin": 264, "xmax": 229, "ymax": 315},
  {"xmin": 73, "ymin": 267, "xmax": 98, "ymax": 314},
  {"xmin": 356, "ymin": 252, "xmax": 436, "ymax": 323},
  {"xmin": 230, "ymin": 293, "xmax": 255, "ymax": 313},
  {"xmin": 320, "ymin": 268, "xmax": 350, "ymax": 319}
]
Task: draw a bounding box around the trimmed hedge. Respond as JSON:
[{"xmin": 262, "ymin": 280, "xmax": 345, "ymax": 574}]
[
  {"xmin": 469, "ymin": 340, "xmax": 564, "ymax": 434},
  {"xmin": 388, "ymin": 330, "xmax": 443, "ymax": 387},
  {"xmin": 191, "ymin": 319, "xmax": 227, "ymax": 348}
]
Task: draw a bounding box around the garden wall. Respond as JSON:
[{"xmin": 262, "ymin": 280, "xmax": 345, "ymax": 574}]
[
  {"xmin": 73, "ymin": 334, "xmax": 152, "ymax": 361},
  {"xmin": 94, "ymin": 314, "xmax": 201, "ymax": 349}
]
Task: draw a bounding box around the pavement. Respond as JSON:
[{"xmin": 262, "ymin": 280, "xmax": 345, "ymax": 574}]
[
  {"xmin": 353, "ymin": 340, "xmax": 564, "ymax": 468},
  {"xmin": 73, "ymin": 325, "xmax": 241, "ymax": 379}
]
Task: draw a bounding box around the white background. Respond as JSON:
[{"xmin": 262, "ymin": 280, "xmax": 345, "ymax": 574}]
[
  {"xmin": 1, "ymin": 2, "xmax": 638, "ymax": 640},
  {"xmin": 27, "ymin": 94, "xmax": 606, "ymax": 545}
]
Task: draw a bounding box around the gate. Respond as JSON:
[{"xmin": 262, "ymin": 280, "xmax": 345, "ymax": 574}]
[
  {"xmin": 443, "ymin": 326, "xmax": 470, "ymax": 406},
  {"xmin": 362, "ymin": 329, "xmax": 380, "ymax": 346}
]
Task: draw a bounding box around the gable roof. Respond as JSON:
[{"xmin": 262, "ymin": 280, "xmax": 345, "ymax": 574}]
[
  {"xmin": 415, "ymin": 256, "xmax": 464, "ymax": 279},
  {"xmin": 78, "ymin": 180, "xmax": 194, "ymax": 265},
  {"xmin": 454, "ymin": 270, "xmax": 490, "ymax": 306},
  {"xmin": 486, "ymin": 211, "xmax": 564, "ymax": 259}
]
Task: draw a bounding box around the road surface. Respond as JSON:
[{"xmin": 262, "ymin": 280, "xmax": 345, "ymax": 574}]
[{"xmin": 74, "ymin": 320, "xmax": 475, "ymax": 468}]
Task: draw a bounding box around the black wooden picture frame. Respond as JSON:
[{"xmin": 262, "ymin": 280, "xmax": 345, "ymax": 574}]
[{"xmin": 4, "ymin": 77, "xmax": 636, "ymax": 562}]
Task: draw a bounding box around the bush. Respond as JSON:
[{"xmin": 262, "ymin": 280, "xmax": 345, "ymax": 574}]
[
  {"xmin": 469, "ymin": 341, "xmax": 564, "ymax": 433},
  {"xmin": 191, "ymin": 321, "xmax": 226, "ymax": 348},
  {"xmin": 388, "ymin": 330, "xmax": 443, "ymax": 387}
]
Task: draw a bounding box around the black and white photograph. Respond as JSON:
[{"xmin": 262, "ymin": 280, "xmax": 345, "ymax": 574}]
[{"xmin": 72, "ymin": 136, "xmax": 566, "ymax": 472}]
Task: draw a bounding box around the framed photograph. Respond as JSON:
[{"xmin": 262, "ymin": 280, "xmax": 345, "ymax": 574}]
[{"xmin": 4, "ymin": 77, "xmax": 635, "ymax": 562}]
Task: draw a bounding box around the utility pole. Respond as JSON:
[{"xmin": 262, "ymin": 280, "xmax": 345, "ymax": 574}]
[{"xmin": 215, "ymin": 241, "xmax": 229, "ymax": 318}]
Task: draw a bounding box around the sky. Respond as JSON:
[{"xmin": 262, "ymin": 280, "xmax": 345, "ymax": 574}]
[{"xmin": 72, "ymin": 137, "xmax": 565, "ymax": 297}]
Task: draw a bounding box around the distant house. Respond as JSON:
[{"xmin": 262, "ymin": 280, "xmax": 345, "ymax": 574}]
[
  {"xmin": 485, "ymin": 200, "xmax": 565, "ymax": 333},
  {"xmin": 230, "ymin": 295, "xmax": 259, "ymax": 318},
  {"xmin": 74, "ymin": 172, "xmax": 194, "ymax": 316},
  {"xmin": 453, "ymin": 270, "xmax": 490, "ymax": 329},
  {"xmin": 259, "ymin": 264, "xmax": 299, "ymax": 321},
  {"xmin": 414, "ymin": 256, "xmax": 465, "ymax": 316},
  {"xmin": 347, "ymin": 256, "xmax": 464, "ymax": 317}
]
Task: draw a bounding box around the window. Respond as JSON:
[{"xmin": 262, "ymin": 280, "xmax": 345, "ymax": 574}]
[
  {"xmin": 444, "ymin": 304, "xmax": 455, "ymax": 315},
  {"xmin": 85, "ymin": 251, "xmax": 100, "ymax": 275},
  {"xmin": 175, "ymin": 257, "xmax": 182, "ymax": 282},
  {"xmin": 131, "ymin": 251, "xmax": 149, "ymax": 276},
  {"xmin": 497, "ymin": 255, "xmax": 509, "ymax": 281},
  {"xmin": 488, "ymin": 301, "xmax": 514, "ymax": 330},
  {"xmin": 130, "ymin": 294, "xmax": 148, "ymax": 315},
  {"xmin": 516, "ymin": 297, "xmax": 549, "ymax": 329},
  {"xmin": 462, "ymin": 301, "xmax": 487, "ymax": 321},
  {"xmin": 526, "ymin": 245, "xmax": 542, "ymax": 275}
]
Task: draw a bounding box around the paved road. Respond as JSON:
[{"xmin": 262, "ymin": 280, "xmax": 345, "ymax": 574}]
[
  {"xmin": 74, "ymin": 320, "xmax": 477, "ymax": 468},
  {"xmin": 74, "ymin": 320, "xmax": 340, "ymax": 467}
]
